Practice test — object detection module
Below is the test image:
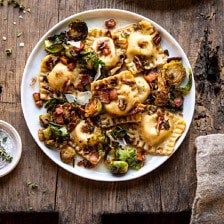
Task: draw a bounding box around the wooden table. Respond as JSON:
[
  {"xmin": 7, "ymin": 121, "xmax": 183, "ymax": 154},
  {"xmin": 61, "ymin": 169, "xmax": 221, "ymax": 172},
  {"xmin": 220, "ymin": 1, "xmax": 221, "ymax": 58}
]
[{"xmin": 0, "ymin": 0, "xmax": 223, "ymax": 223}]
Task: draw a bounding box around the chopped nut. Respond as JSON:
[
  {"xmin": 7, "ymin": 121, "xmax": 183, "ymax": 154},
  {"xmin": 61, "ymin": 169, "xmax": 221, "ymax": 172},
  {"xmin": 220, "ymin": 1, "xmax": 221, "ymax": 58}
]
[
  {"xmin": 153, "ymin": 33, "xmax": 161, "ymax": 45},
  {"xmin": 33, "ymin": 92, "xmax": 40, "ymax": 101},
  {"xmin": 67, "ymin": 62, "xmax": 76, "ymax": 71},
  {"xmin": 105, "ymin": 18, "xmax": 116, "ymax": 29},
  {"xmin": 118, "ymin": 98, "xmax": 127, "ymax": 111},
  {"xmin": 35, "ymin": 100, "xmax": 43, "ymax": 108},
  {"xmin": 59, "ymin": 56, "xmax": 68, "ymax": 65}
]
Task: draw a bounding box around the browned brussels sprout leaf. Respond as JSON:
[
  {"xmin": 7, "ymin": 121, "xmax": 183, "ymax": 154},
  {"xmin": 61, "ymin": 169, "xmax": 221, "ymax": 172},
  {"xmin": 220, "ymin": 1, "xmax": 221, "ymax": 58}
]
[
  {"xmin": 67, "ymin": 19, "xmax": 88, "ymax": 41},
  {"xmin": 178, "ymin": 70, "xmax": 192, "ymax": 95}
]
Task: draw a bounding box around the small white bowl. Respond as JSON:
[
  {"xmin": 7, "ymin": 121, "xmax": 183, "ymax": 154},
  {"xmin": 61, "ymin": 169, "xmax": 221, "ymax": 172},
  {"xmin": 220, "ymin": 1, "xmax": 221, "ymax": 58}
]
[{"xmin": 0, "ymin": 120, "xmax": 22, "ymax": 177}]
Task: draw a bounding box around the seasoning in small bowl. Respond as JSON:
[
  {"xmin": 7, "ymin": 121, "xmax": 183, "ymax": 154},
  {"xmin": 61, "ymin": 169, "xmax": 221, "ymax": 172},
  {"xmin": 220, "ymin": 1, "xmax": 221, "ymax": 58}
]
[{"xmin": 0, "ymin": 120, "xmax": 22, "ymax": 177}]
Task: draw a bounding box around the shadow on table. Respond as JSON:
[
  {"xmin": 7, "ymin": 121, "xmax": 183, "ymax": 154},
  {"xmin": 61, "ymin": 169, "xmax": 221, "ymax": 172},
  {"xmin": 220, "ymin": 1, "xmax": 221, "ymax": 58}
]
[
  {"xmin": 0, "ymin": 210, "xmax": 191, "ymax": 224},
  {"xmin": 0, "ymin": 212, "xmax": 59, "ymax": 224},
  {"xmin": 119, "ymin": 0, "xmax": 212, "ymax": 11},
  {"xmin": 101, "ymin": 211, "xmax": 191, "ymax": 224}
]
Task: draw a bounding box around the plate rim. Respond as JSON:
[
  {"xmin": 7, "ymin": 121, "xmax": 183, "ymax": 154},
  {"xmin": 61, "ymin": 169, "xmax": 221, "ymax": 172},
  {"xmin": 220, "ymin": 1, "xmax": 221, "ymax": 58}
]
[{"xmin": 21, "ymin": 8, "xmax": 195, "ymax": 182}]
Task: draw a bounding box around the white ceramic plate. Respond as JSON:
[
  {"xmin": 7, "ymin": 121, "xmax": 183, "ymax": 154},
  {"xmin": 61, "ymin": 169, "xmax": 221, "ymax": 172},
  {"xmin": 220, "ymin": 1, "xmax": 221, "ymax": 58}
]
[{"xmin": 21, "ymin": 9, "xmax": 195, "ymax": 182}]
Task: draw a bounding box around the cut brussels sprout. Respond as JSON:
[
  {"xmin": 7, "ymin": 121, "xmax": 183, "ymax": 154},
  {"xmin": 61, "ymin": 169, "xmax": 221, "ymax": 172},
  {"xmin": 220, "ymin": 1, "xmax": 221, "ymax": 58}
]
[
  {"xmin": 45, "ymin": 33, "xmax": 66, "ymax": 54},
  {"xmin": 109, "ymin": 161, "xmax": 128, "ymax": 175},
  {"xmin": 116, "ymin": 146, "xmax": 143, "ymax": 170},
  {"xmin": 85, "ymin": 98, "xmax": 102, "ymax": 117},
  {"xmin": 163, "ymin": 60, "xmax": 186, "ymax": 87},
  {"xmin": 45, "ymin": 40, "xmax": 64, "ymax": 54}
]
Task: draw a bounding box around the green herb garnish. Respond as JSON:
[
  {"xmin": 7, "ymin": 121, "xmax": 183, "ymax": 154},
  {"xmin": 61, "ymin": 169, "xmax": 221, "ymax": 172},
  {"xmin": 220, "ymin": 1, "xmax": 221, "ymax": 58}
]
[{"xmin": 0, "ymin": 147, "xmax": 13, "ymax": 163}]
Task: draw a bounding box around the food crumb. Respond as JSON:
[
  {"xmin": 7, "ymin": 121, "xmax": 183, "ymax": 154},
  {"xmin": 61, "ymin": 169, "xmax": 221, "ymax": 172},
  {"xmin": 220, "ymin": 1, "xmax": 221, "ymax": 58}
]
[
  {"xmin": 30, "ymin": 77, "xmax": 37, "ymax": 86},
  {"xmin": 27, "ymin": 181, "xmax": 38, "ymax": 190},
  {"xmin": 2, "ymin": 36, "xmax": 6, "ymax": 41},
  {"xmin": 17, "ymin": 32, "xmax": 23, "ymax": 37},
  {"xmin": 19, "ymin": 42, "xmax": 25, "ymax": 47},
  {"xmin": 5, "ymin": 49, "xmax": 12, "ymax": 56},
  {"xmin": 13, "ymin": 21, "xmax": 16, "ymax": 25},
  {"xmin": 19, "ymin": 15, "xmax": 23, "ymax": 19}
]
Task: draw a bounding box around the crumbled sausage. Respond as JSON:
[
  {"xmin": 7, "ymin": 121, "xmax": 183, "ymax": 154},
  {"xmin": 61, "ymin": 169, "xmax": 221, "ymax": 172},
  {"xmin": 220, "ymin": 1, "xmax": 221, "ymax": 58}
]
[
  {"xmin": 109, "ymin": 89, "xmax": 118, "ymax": 101},
  {"xmin": 33, "ymin": 92, "xmax": 43, "ymax": 107}
]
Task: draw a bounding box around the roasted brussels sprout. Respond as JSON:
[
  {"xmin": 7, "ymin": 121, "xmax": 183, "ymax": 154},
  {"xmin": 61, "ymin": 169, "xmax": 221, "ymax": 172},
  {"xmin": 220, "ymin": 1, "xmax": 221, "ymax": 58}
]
[
  {"xmin": 85, "ymin": 98, "xmax": 102, "ymax": 117},
  {"xmin": 163, "ymin": 60, "xmax": 186, "ymax": 87},
  {"xmin": 60, "ymin": 146, "xmax": 76, "ymax": 164},
  {"xmin": 45, "ymin": 33, "xmax": 66, "ymax": 54},
  {"xmin": 116, "ymin": 146, "xmax": 143, "ymax": 170},
  {"xmin": 45, "ymin": 40, "xmax": 64, "ymax": 54},
  {"xmin": 49, "ymin": 122, "xmax": 69, "ymax": 141},
  {"xmin": 105, "ymin": 149, "xmax": 116, "ymax": 164},
  {"xmin": 38, "ymin": 129, "xmax": 45, "ymax": 141},
  {"xmin": 67, "ymin": 19, "xmax": 88, "ymax": 41},
  {"xmin": 42, "ymin": 126, "xmax": 52, "ymax": 140},
  {"xmin": 109, "ymin": 161, "xmax": 128, "ymax": 175},
  {"xmin": 178, "ymin": 70, "xmax": 192, "ymax": 95},
  {"xmin": 39, "ymin": 113, "xmax": 51, "ymax": 127},
  {"xmin": 44, "ymin": 139, "xmax": 58, "ymax": 149}
]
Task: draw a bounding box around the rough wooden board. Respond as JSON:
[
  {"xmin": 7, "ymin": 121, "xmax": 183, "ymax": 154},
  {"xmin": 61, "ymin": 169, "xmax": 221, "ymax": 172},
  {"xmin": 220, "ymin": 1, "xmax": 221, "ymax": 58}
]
[
  {"xmin": 0, "ymin": 0, "xmax": 223, "ymax": 223},
  {"xmin": 0, "ymin": 103, "xmax": 57, "ymax": 211},
  {"xmin": 55, "ymin": 0, "xmax": 223, "ymax": 223},
  {"xmin": 0, "ymin": 0, "xmax": 59, "ymax": 212}
]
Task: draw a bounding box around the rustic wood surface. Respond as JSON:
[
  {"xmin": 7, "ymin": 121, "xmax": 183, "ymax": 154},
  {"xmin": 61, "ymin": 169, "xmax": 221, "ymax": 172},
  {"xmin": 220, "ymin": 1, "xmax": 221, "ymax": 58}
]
[{"xmin": 0, "ymin": 0, "xmax": 223, "ymax": 223}]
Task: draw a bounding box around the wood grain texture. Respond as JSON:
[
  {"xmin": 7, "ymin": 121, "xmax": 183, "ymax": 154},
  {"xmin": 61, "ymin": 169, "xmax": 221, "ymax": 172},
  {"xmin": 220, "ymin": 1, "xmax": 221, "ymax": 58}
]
[
  {"xmin": 0, "ymin": 0, "xmax": 59, "ymax": 212},
  {"xmin": 0, "ymin": 0, "xmax": 223, "ymax": 223}
]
